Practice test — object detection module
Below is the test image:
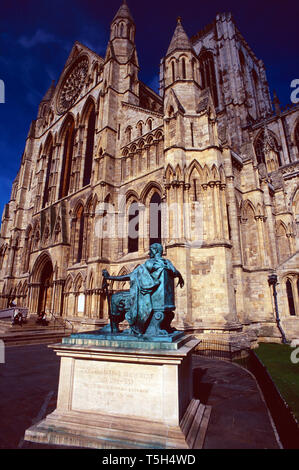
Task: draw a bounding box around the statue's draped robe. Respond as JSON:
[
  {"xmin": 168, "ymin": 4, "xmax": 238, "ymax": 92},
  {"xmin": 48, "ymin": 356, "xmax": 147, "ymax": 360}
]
[{"xmin": 126, "ymin": 258, "xmax": 178, "ymax": 335}]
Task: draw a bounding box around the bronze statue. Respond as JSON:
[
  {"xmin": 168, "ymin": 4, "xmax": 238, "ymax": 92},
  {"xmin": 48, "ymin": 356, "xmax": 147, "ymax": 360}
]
[{"xmin": 102, "ymin": 243, "xmax": 184, "ymax": 338}]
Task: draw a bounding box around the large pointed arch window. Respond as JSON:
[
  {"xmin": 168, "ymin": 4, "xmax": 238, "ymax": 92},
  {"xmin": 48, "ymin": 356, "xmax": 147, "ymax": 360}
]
[
  {"xmin": 128, "ymin": 201, "xmax": 139, "ymax": 253},
  {"xmin": 59, "ymin": 117, "xmax": 75, "ymax": 199},
  {"xmin": 83, "ymin": 103, "xmax": 96, "ymax": 187},
  {"xmin": 42, "ymin": 136, "xmax": 53, "ymax": 208},
  {"xmin": 149, "ymin": 192, "xmax": 162, "ymax": 246},
  {"xmin": 199, "ymin": 51, "xmax": 218, "ymax": 107},
  {"xmin": 73, "ymin": 205, "xmax": 85, "ymax": 264},
  {"xmin": 254, "ymin": 130, "xmax": 281, "ymax": 171}
]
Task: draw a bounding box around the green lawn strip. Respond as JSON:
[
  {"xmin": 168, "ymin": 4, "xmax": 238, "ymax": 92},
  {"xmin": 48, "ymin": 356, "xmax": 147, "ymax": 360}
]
[{"xmin": 255, "ymin": 343, "xmax": 299, "ymax": 422}]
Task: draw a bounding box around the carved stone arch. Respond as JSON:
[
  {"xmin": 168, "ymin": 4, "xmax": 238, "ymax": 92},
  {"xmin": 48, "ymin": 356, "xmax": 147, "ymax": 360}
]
[
  {"xmin": 42, "ymin": 217, "xmax": 51, "ymax": 243},
  {"xmin": 80, "ymin": 95, "xmax": 96, "ymax": 124},
  {"xmin": 74, "ymin": 272, "xmax": 85, "ymax": 292},
  {"xmin": 164, "ymin": 90, "xmax": 179, "ymax": 117},
  {"xmin": 187, "ymin": 160, "xmax": 203, "ymax": 183},
  {"xmin": 210, "ymin": 164, "xmax": 220, "ymax": 182},
  {"xmin": 254, "ymin": 128, "xmax": 280, "ymax": 166},
  {"xmin": 126, "ymin": 192, "xmax": 140, "ymax": 254},
  {"xmin": 92, "ymin": 193, "xmax": 98, "ymax": 214},
  {"xmin": 87, "ymin": 270, "xmax": 94, "ymax": 290},
  {"xmin": 276, "ymin": 219, "xmax": 288, "ymax": 235},
  {"xmin": 32, "ymin": 220, "xmax": 41, "ymax": 249},
  {"xmin": 137, "ymin": 139, "xmax": 145, "ymax": 149},
  {"xmin": 146, "ymin": 134, "xmax": 154, "ymax": 145},
  {"xmin": 118, "ymin": 266, "xmax": 129, "ymax": 276},
  {"xmin": 43, "ymin": 132, "xmax": 53, "ymax": 154},
  {"xmin": 219, "ymin": 164, "xmax": 226, "ymax": 185},
  {"xmin": 146, "ymin": 117, "xmax": 153, "ymax": 131},
  {"xmin": 130, "ymin": 143, "xmax": 137, "ymax": 154},
  {"xmin": 202, "ymin": 164, "xmax": 210, "ymax": 185},
  {"xmin": 31, "ymin": 251, "xmax": 52, "ymax": 283},
  {"xmin": 140, "ymin": 182, "xmax": 162, "ymax": 206},
  {"xmin": 136, "ymin": 120, "xmax": 144, "ymax": 137},
  {"xmin": 241, "ymin": 199, "xmax": 256, "ymax": 220},
  {"xmin": 85, "ymin": 194, "xmax": 94, "ymax": 213},
  {"xmin": 175, "ymin": 163, "xmax": 183, "ymax": 181},
  {"xmin": 125, "ymin": 190, "xmax": 139, "ymax": 206},
  {"xmin": 276, "ymin": 220, "xmax": 291, "ymax": 263},
  {"xmin": 178, "ymin": 53, "xmax": 189, "ymax": 79},
  {"xmin": 91, "ymin": 61, "xmax": 100, "ymax": 84},
  {"xmin": 167, "ymin": 56, "xmax": 177, "ymax": 83},
  {"xmin": 124, "ymin": 125, "xmax": 132, "ymax": 144},
  {"xmin": 58, "ymin": 113, "xmax": 76, "ymax": 143},
  {"xmin": 165, "ymin": 164, "xmax": 175, "ymax": 184},
  {"xmin": 154, "ymin": 130, "xmax": 163, "ymax": 141},
  {"xmin": 64, "ymin": 274, "xmax": 74, "ymax": 293},
  {"xmin": 73, "ymin": 199, "xmax": 85, "ymax": 217}
]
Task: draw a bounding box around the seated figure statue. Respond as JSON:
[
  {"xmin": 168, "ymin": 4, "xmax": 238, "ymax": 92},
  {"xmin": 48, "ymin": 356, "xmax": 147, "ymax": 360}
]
[{"xmin": 102, "ymin": 243, "xmax": 184, "ymax": 338}]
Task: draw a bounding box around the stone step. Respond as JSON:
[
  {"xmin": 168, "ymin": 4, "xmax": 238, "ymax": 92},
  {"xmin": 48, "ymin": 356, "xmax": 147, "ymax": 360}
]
[{"xmin": 1, "ymin": 329, "xmax": 70, "ymax": 346}]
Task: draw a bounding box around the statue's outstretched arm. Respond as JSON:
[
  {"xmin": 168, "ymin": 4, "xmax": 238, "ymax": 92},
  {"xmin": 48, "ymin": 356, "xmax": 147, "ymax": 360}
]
[
  {"xmin": 166, "ymin": 261, "xmax": 184, "ymax": 288},
  {"xmin": 102, "ymin": 269, "xmax": 130, "ymax": 282},
  {"xmin": 176, "ymin": 270, "xmax": 184, "ymax": 288}
]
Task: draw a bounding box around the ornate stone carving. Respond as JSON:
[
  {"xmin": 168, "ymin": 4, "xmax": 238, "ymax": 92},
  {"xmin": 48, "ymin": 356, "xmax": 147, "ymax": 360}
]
[{"xmin": 57, "ymin": 57, "xmax": 89, "ymax": 114}]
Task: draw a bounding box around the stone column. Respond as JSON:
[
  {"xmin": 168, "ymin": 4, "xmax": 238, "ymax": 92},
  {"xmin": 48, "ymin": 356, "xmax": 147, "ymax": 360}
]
[{"xmin": 255, "ymin": 215, "xmax": 266, "ymax": 267}]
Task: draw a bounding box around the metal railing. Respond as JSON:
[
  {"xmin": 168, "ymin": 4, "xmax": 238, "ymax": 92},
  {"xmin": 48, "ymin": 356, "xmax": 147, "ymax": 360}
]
[
  {"xmin": 195, "ymin": 339, "xmax": 249, "ymax": 361},
  {"xmin": 48, "ymin": 311, "xmax": 74, "ymax": 335},
  {"xmin": 195, "ymin": 339, "xmax": 299, "ymax": 448},
  {"xmin": 244, "ymin": 351, "xmax": 299, "ymax": 449}
]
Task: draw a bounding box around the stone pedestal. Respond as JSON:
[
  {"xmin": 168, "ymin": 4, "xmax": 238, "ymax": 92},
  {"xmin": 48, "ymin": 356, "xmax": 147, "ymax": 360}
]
[{"xmin": 24, "ymin": 334, "xmax": 211, "ymax": 449}]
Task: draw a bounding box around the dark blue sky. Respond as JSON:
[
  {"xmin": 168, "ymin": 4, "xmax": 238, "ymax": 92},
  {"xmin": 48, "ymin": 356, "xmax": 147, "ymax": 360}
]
[{"xmin": 0, "ymin": 0, "xmax": 298, "ymax": 218}]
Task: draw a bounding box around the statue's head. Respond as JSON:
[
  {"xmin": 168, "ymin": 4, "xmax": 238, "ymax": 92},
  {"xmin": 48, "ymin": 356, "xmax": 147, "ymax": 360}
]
[{"xmin": 149, "ymin": 243, "xmax": 163, "ymax": 258}]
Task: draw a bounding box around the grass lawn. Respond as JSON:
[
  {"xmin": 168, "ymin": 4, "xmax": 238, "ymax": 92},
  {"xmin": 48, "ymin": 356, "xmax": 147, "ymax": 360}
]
[{"xmin": 255, "ymin": 343, "xmax": 299, "ymax": 422}]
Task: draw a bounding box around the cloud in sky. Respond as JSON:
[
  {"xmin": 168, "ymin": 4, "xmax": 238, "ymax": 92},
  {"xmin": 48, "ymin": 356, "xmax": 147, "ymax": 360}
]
[{"xmin": 18, "ymin": 29, "xmax": 61, "ymax": 48}]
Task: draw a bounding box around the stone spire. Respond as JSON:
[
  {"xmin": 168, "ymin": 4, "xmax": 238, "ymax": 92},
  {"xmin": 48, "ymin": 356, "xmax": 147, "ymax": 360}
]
[
  {"xmin": 273, "ymin": 90, "xmax": 281, "ymax": 115},
  {"xmin": 112, "ymin": 0, "xmax": 134, "ymax": 23},
  {"xmin": 166, "ymin": 17, "xmax": 194, "ymax": 56}
]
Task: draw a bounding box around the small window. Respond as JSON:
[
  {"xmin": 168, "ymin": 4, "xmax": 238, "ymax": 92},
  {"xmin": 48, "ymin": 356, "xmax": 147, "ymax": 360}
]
[
  {"xmin": 182, "ymin": 58, "xmax": 186, "ymax": 79},
  {"xmin": 171, "ymin": 62, "xmax": 175, "ymax": 83},
  {"xmin": 137, "ymin": 122, "xmax": 143, "ymax": 137},
  {"xmin": 286, "ymin": 279, "xmax": 296, "ymax": 316},
  {"xmin": 128, "ymin": 202, "xmax": 139, "ymax": 253},
  {"xmin": 149, "ymin": 193, "xmax": 162, "ymax": 245}
]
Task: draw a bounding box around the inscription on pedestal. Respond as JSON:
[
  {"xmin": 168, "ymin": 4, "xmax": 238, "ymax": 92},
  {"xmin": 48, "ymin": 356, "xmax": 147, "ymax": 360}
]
[{"xmin": 72, "ymin": 360, "xmax": 163, "ymax": 421}]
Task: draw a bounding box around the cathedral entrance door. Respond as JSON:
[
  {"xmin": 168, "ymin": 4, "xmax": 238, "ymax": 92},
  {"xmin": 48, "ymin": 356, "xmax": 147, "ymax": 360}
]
[{"xmin": 37, "ymin": 259, "xmax": 53, "ymax": 315}]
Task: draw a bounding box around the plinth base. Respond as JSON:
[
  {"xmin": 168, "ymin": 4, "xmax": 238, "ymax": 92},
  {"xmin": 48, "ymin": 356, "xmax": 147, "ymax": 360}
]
[
  {"xmin": 25, "ymin": 399, "xmax": 211, "ymax": 449},
  {"xmin": 24, "ymin": 334, "xmax": 211, "ymax": 449}
]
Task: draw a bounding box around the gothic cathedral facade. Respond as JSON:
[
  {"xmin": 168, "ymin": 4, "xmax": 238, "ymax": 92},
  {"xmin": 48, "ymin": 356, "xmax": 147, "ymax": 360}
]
[{"xmin": 0, "ymin": 1, "xmax": 298, "ymax": 348}]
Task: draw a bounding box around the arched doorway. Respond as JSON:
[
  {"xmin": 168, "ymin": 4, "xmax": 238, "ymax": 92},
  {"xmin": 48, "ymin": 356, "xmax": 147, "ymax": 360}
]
[{"xmin": 37, "ymin": 258, "xmax": 53, "ymax": 315}]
